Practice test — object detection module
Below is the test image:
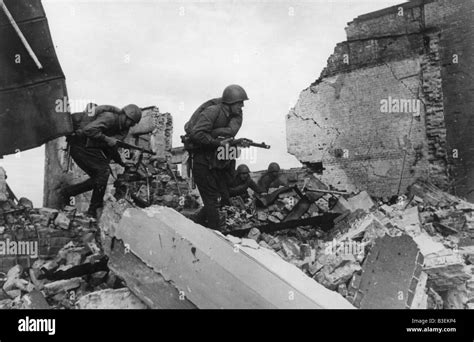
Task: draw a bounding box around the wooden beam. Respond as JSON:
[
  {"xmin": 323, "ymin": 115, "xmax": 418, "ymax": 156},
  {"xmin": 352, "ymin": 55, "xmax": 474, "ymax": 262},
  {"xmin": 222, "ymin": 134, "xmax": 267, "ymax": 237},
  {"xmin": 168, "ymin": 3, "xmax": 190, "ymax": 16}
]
[{"xmin": 0, "ymin": 0, "xmax": 43, "ymax": 70}]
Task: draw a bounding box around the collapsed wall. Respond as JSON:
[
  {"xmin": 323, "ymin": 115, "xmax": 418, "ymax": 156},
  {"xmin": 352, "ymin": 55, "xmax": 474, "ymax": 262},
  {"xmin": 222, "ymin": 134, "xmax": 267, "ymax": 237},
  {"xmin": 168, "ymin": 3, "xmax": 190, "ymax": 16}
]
[
  {"xmin": 43, "ymin": 106, "xmax": 173, "ymax": 210},
  {"xmin": 287, "ymin": 0, "xmax": 474, "ymax": 200}
]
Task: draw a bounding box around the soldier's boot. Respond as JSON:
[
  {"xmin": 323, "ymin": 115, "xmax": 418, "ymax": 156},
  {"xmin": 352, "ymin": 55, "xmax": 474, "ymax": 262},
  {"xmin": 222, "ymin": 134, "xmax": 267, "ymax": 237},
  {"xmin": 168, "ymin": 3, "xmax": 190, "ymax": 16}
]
[{"xmin": 60, "ymin": 179, "xmax": 94, "ymax": 208}]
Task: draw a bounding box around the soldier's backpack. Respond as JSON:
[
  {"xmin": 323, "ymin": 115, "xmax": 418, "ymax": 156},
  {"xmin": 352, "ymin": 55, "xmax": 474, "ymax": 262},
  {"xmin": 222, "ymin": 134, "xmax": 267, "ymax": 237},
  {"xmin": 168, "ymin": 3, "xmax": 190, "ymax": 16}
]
[
  {"xmin": 68, "ymin": 105, "xmax": 122, "ymax": 146},
  {"xmin": 184, "ymin": 97, "xmax": 222, "ymax": 135},
  {"xmin": 181, "ymin": 98, "xmax": 222, "ymax": 151}
]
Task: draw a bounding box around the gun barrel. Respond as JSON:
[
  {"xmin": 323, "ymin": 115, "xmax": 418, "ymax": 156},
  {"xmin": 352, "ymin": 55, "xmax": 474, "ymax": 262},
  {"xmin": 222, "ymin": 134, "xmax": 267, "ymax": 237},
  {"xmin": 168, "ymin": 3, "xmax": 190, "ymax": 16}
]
[
  {"xmin": 231, "ymin": 139, "xmax": 271, "ymax": 149},
  {"xmin": 249, "ymin": 142, "xmax": 270, "ymax": 149}
]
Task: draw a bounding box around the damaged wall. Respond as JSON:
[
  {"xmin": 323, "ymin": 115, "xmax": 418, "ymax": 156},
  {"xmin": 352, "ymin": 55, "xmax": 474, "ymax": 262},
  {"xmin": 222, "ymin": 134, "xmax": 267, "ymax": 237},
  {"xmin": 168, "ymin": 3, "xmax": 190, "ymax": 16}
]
[
  {"xmin": 43, "ymin": 106, "xmax": 173, "ymax": 210},
  {"xmin": 287, "ymin": 0, "xmax": 474, "ymax": 200}
]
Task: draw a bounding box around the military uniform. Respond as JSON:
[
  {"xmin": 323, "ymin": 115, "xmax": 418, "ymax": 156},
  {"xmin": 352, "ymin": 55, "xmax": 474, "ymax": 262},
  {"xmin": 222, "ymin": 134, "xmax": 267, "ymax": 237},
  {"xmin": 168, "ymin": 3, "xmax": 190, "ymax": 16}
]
[
  {"xmin": 189, "ymin": 103, "xmax": 242, "ymax": 229},
  {"xmin": 257, "ymin": 173, "xmax": 288, "ymax": 193},
  {"xmin": 64, "ymin": 106, "xmax": 130, "ymax": 216},
  {"xmin": 229, "ymin": 176, "xmax": 262, "ymax": 199}
]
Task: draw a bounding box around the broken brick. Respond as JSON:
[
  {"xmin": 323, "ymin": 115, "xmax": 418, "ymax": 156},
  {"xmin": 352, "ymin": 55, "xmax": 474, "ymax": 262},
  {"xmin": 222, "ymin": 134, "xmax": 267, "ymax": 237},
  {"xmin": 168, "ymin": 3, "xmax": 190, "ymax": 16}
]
[
  {"xmin": 54, "ymin": 212, "xmax": 71, "ymax": 230},
  {"xmin": 43, "ymin": 278, "xmax": 83, "ymax": 296},
  {"xmin": 76, "ymin": 288, "xmax": 147, "ymax": 309},
  {"xmin": 247, "ymin": 228, "xmax": 261, "ymax": 241},
  {"xmin": 21, "ymin": 290, "xmax": 51, "ymax": 309}
]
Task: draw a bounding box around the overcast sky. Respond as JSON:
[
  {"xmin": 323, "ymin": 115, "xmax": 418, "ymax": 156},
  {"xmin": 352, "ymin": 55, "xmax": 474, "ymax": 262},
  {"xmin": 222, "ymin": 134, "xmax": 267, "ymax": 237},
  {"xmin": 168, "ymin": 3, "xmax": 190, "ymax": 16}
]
[{"xmin": 0, "ymin": 0, "xmax": 402, "ymax": 206}]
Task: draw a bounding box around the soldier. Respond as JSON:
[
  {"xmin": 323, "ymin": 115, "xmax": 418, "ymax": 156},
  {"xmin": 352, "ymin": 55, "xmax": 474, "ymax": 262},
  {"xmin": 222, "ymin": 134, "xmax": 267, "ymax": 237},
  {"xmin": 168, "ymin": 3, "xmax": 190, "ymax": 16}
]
[
  {"xmin": 187, "ymin": 84, "xmax": 249, "ymax": 230},
  {"xmin": 229, "ymin": 164, "xmax": 263, "ymax": 199},
  {"xmin": 61, "ymin": 104, "xmax": 142, "ymax": 218},
  {"xmin": 257, "ymin": 162, "xmax": 288, "ymax": 192}
]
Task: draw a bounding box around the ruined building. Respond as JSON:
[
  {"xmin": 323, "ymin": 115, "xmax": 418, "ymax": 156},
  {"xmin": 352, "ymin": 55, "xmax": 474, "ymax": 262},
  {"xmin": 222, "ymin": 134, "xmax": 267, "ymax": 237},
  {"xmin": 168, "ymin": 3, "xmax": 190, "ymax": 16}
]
[{"xmin": 287, "ymin": 0, "xmax": 474, "ymax": 200}]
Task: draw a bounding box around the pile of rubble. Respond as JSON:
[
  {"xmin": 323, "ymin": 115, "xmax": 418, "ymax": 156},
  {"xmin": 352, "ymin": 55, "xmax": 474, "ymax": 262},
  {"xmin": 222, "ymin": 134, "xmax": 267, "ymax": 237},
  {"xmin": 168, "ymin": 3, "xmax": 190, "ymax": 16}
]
[
  {"xmin": 2, "ymin": 159, "xmax": 473, "ymax": 309},
  {"xmin": 0, "ymin": 198, "xmax": 145, "ymax": 309},
  {"xmin": 112, "ymin": 151, "xmax": 200, "ymax": 213},
  {"xmin": 223, "ymin": 181, "xmax": 474, "ymax": 309}
]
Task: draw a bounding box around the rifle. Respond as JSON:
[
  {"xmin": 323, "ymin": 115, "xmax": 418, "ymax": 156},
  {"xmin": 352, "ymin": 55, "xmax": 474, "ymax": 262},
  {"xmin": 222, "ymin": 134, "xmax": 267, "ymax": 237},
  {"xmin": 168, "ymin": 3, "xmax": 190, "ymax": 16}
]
[
  {"xmin": 116, "ymin": 141, "xmax": 155, "ymax": 155},
  {"xmin": 224, "ymin": 138, "xmax": 271, "ymax": 149}
]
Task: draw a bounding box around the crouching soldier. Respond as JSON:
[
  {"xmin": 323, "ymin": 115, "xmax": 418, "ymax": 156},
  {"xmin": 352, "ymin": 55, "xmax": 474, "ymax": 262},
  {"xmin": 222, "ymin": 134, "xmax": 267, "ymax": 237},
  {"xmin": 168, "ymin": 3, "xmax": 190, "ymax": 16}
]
[
  {"xmin": 257, "ymin": 162, "xmax": 288, "ymax": 193},
  {"xmin": 229, "ymin": 164, "xmax": 263, "ymax": 199},
  {"xmin": 61, "ymin": 104, "xmax": 142, "ymax": 218}
]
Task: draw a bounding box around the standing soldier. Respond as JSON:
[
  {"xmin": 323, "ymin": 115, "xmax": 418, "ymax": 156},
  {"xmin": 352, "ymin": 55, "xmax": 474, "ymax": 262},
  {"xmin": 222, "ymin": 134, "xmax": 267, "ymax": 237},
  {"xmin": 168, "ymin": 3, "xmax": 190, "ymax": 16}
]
[
  {"xmin": 186, "ymin": 84, "xmax": 249, "ymax": 230},
  {"xmin": 61, "ymin": 104, "xmax": 142, "ymax": 218}
]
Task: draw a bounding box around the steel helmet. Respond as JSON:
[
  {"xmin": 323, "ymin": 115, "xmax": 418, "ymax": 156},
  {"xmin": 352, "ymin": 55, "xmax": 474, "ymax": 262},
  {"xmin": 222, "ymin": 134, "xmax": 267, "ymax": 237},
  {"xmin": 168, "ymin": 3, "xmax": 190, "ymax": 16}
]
[
  {"xmin": 122, "ymin": 104, "xmax": 142, "ymax": 124},
  {"xmin": 268, "ymin": 162, "xmax": 280, "ymax": 173},
  {"xmin": 222, "ymin": 85, "xmax": 249, "ymax": 104},
  {"xmin": 237, "ymin": 164, "xmax": 250, "ymax": 174}
]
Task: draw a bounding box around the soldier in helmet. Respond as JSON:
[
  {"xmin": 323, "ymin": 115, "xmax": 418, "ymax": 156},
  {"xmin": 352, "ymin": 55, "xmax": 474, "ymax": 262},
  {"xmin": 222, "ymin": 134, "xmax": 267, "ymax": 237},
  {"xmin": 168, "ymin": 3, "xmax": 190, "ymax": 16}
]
[
  {"xmin": 187, "ymin": 84, "xmax": 250, "ymax": 230},
  {"xmin": 228, "ymin": 164, "xmax": 263, "ymax": 199},
  {"xmin": 61, "ymin": 104, "xmax": 142, "ymax": 218},
  {"xmin": 257, "ymin": 162, "xmax": 288, "ymax": 192}
]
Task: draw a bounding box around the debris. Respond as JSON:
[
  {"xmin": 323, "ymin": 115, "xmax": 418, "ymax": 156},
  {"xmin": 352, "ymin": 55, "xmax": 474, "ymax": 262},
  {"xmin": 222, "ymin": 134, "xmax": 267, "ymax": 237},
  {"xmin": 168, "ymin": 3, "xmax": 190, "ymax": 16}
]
[
  {"xmin": 267, "ymin": 215, "xmax": 280, "ymax": 223},
  {"xmin": 280, "ymin": 237, "xmax": 301, "ymax": 260},
  {"xmin": 0, "ymin": 167, "xmax": 8, "ymax": 202},
  {"xmin": 43, "ymin": 278, "xmax": 83, "ymax": 296},
  {"xmin": 442, "ymin": 285, "xmax": 469, "ymax": 309},
  {"xmin": 38, "ymin": 208, "xmax": 59, "ymax": 224},
  {"xmin": 283, "ymin": 197, "xmax": 313, "ymax": 221},
  {"xmin": 21, "ymin": 290, "xmax": 51, "ymax": 309},
  {"xmin": 410, "ymin": 272, "xmax": 428, "ymax": 309},
  {"xmin": 427, "ymin": 288, "xmax": 444, "ymax": 309},
  {"xmin": 247, "ymin": 228, "xmax": 260, "ymax": 241},
  {"xmin": 390, "ymin": 206, "xmax": 421, "ymax": 236},
  {"xmin": 241, "ymin": 238, "xmax": 259, "ymax": 249},
  {"xmin": 409, "ymin": 181, "xmax": 462, "ymax": 208},
  {"xmin": 424, "ymin": 250, "xmax": 471, "ymax": 291},
  {"xmin": 315, "ymin": 262, "xmax": 362, "ymax": 291},
  {"xmin": 76, "ymin": 288, "xmax": 147, "ymax": 309},
  {"xmin": 333, "ymin": 213, "xmax": 385, "ymax": 243},
  {"xmin": 412, "ymin": 232, "xmax": 446, "ymax": 257},
  {"xmin": 433, "ymin": 222, "xmax": 459, "ymax": 236},
  {"xmin": 18, "ymin": 197, "xmax": 33, "ymax": 209},
  {"xmin": 54, "ymin": 212, "xmax": 71, "ymax": 230},
  {"xmin": 257, "ymin": 211, "xmax": 268, "ymax": 221},
  {"xmin": 2, "ymin": 265, "xmax": 34, "ymax": 293},
  {"xmin": 333, "ymin": 191, "xmax": 375, "ymax": 214},
  {"xmin": 352, "ymin": 235, "xmax": 423, "ymax": 309},
  {"xmin": 300, "ymin": 244, "xmax": 312, "ymax": 260}
]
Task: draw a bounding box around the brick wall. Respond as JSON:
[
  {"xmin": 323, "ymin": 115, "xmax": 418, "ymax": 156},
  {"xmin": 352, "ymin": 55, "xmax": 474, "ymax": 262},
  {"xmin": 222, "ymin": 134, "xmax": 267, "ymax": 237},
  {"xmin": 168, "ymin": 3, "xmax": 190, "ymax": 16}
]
[
  {"xmin": 425, "ymin": 0, "xmax": 474, "ymax": 200},
  {"xmin": 286, "ymin": 0, "xmax": 471, "ymax": 199}
]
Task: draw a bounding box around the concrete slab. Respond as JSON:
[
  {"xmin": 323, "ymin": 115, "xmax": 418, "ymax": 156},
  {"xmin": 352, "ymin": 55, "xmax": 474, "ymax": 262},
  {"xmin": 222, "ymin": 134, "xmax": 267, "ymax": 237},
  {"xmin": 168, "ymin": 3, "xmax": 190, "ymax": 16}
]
[
  {"xmin": 352, "ymin": 234, "xmax": 423, "ymax": 309},
  {"xmin": 114, "ymin": 206, "xmax": 354, "ymax": 309}
]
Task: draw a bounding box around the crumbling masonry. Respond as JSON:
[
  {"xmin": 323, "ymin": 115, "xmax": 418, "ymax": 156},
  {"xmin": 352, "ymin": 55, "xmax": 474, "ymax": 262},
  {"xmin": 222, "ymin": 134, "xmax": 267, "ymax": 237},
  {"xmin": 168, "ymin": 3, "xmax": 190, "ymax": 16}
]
[{"xmin": 287, "ymin": 0, "xmax": 474, "ymax": 200}]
